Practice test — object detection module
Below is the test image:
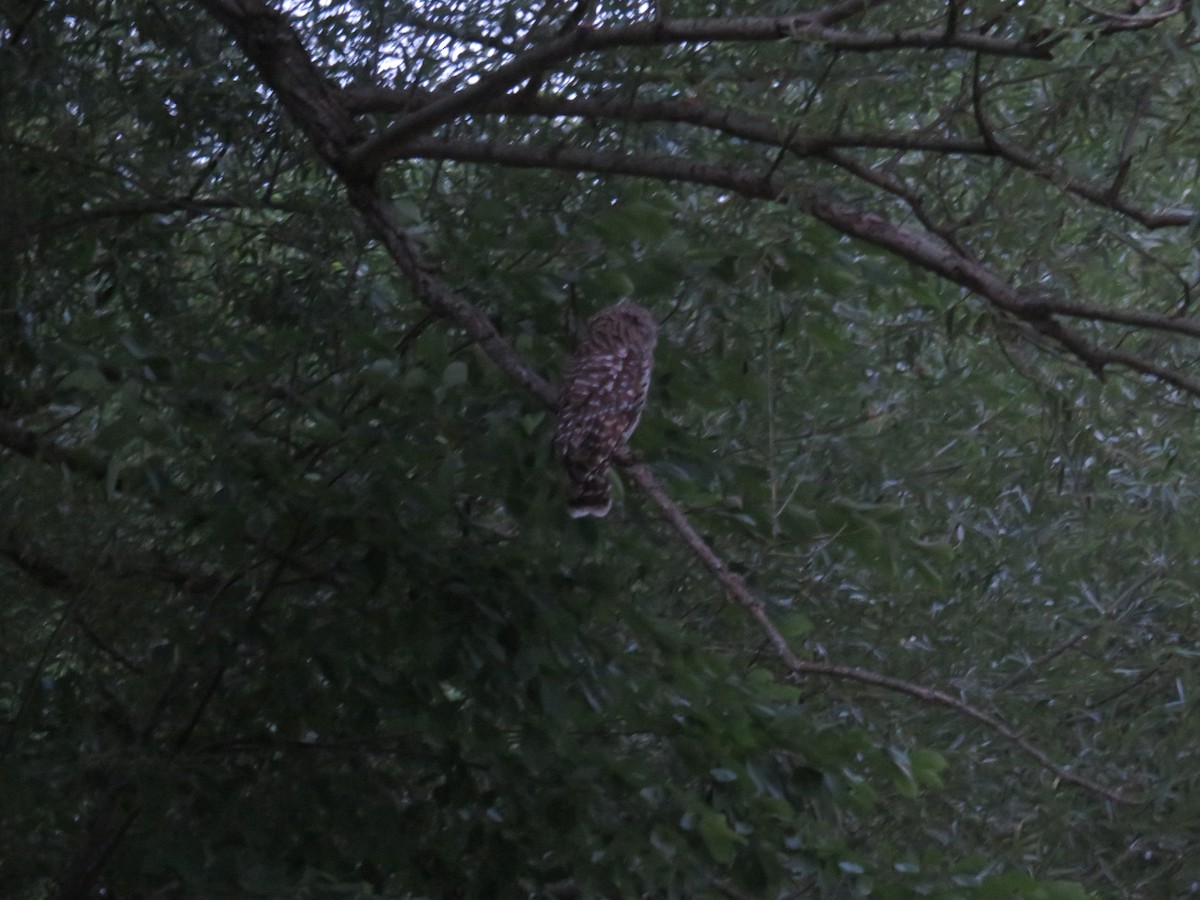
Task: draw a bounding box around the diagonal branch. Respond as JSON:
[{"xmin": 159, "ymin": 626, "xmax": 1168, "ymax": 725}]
[
  {"xmin": 627, "ymin": 458, "xmax": 1130, "ymax": 804},
  {"xmin": 789, "ymin": 659, "xmax": 1130, "ymax": 802},
  {"xmin": 198, "ymin": 0, "xmax": 1133, "ymax": 814}
]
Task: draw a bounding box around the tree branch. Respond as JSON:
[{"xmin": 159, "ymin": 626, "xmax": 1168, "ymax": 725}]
[
  {"xmin": 790, "ymin": 659, "xmax": 1130, "ymax": 802},
  {"xmin": 342, "ymin": 84, "xmax": 993, "ymax": 156},
  {"xmin": 31, "ymin": 195, "xmax": 305, "ymax": 236},
  {"xmin": 198, "ymin": 0, "xmax": 1134, "ymax": 822},
  {"xmin": 197, "ymin": 0, "xmax": 368, "ymax": 181},
  {"xmin": 625, "ymin": 459, "xmax": 1130, "ymax": 804},
  {"xmin": 348, "ymin": 14, "xmax": 1051, "ymax": 174},
  {"xmin": 397, "ymin": 134, "xmax": 1200, "ymax": 395}
]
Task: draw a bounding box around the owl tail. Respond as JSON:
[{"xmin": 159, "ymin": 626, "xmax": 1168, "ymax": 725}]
[{"xmin": 567, "ymin": 467, "xmax": 612, "ymax": 518}]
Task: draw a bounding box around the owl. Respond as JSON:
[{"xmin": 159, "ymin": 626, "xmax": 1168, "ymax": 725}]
[{"xmin": 554, "ymin": 303, "xmax": 658, "ymax": 518}]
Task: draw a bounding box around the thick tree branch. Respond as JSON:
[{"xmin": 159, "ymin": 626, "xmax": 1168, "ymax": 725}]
[{"xmin": 197, "ymin": 0, "xmax": 368, "ymax": 181}]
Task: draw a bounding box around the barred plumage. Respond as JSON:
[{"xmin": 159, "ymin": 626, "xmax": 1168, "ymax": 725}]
[{"xmin": 553, "ymin": 304, "xmax": 658, "ymax": 518}]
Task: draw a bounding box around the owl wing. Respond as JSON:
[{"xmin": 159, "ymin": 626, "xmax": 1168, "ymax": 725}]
[{"xmin": 554, "ymin": 343, "xmax": 646, "ymax": 462}]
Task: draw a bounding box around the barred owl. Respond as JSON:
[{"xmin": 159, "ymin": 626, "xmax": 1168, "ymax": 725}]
[{"xmin": 554, "ymin": 303, "xmax": 658, "ymax": 518}]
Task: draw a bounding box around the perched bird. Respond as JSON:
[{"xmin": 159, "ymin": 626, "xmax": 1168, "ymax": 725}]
[{"xmin": 553, "ymin": 304, "xmax": 658, "ymax": 518}]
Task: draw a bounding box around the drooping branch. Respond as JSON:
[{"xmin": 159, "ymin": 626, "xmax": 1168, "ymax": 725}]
[
  {"xmin": 343, "ymin": 79, "xmax": 1195, "ymax": 234},
  {"xmin": 394, "ymin": 134, "xmax": 1200, "ymax": 396},
  {"xmin": 790, "ymin": 659, "xmax": 1130, "ymax": 802},
  {"xmin": 347, "ymin": 12, "xmax": 1054, "ymax": 174},
  {"xmin": 626, "ymin": 458, "xmax": 1131, "ymax": 804}
]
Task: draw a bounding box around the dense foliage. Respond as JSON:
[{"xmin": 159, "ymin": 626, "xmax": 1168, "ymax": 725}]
[{"xmin": 4, "ymin": 1, "xmax": 1200, "ymax": 897}]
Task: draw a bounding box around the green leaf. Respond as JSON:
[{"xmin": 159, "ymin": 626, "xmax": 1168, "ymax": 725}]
[
  {"xmin": 442, "ymin": 360, "xmax": 469, "ymax": 387},
  {"xmin": 776, "ymin": 612, "xmax": 813, "ymax": 640},
  {"xmin": 697, "ymin": 811, "xmax": 743, "ymax": 865}
]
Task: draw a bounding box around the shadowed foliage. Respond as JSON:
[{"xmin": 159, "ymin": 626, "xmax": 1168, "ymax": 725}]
[{"xmin": 4, "ymin": 2, "xmax": 1200, "ymax": 898}]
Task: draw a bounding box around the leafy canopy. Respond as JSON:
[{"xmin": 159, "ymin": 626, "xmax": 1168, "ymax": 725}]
[{"xmin": 4, "ymin": 1, "xmax": 1200, "ymax": 898}]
